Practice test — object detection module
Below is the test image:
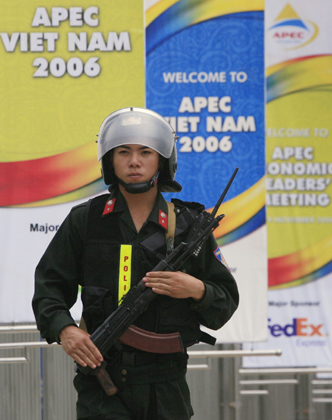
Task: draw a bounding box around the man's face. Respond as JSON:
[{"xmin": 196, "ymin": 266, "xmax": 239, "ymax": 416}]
[{"xmin": 112, "ymin": 144, "xmax": 160, "ymax": 184}]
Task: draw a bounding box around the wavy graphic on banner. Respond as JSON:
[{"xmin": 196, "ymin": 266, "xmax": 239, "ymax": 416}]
[
  {"xmin": 146, "ymin": 0, "xmax": 264, "ymax": 53},
  {"xmin": 267, "ymin": 54, "xmax": 332, "ymax": 102},
  {"xmin": 269, "ymin": 235, "xmax": 332, "ymax": 289},
  {"xmin": 0, "ymin": 141, "xmax": 105, "ymax": 207},
  {"xmin": 267, "ymin": 54, "xmax": 332, "ymax": 288}
]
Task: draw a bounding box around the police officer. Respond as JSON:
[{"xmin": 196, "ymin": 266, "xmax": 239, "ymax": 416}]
[{"xmin": 33, "ymin": 107, "xmax": 239, "ymax": 420}]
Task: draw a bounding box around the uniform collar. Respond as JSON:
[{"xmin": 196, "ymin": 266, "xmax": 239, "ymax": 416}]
[
  {"xmin": 147, "ymin": 191, "xmax": 169, "ymax": 231},
  {"xmin": 102, "ymin": 189, "xmax": 126, "ymax": 216},
  {"xmin": 102, "ymin": 188, "xmax": 170, "ymax": 231}
]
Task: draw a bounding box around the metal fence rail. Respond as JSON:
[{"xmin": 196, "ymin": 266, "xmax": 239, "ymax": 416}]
[
  {"xmin": 3, "ymin": 325, "xmax": 332, "ymax": 419},
  {"xmin": 0, "ymin": 336, "xmax": 282, "ymax": 365}
]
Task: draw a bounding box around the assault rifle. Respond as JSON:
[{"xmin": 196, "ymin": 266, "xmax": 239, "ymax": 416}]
[{"xmin": 76, "ymin": 168, "xmax": 238, "ymax": 395}]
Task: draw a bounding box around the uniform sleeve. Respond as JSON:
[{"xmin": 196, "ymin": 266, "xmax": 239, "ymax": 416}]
[
  {"xmin": 32, "ymin": 204, "xmax": 87, "ymax": 344},
  {"xmin": 189, "ymin": 233, "xmax": 239, "ymax": 331}
]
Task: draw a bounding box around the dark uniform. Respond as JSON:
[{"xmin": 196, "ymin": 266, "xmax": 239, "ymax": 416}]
[{"xmin": 33, "ymin": 188, "xmax": 239, "ymax": 420}]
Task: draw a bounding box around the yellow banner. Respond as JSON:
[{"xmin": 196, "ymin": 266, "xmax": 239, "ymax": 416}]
[
  {"xmin": 265, "ymin": 4, "xmax": 332, "ymax": 286},
  {"xmin": 0, "ymin": 0, "xmax": 145, "ymax": 207},
  {"xmin": 0, "ymin": 0, "xmax": 145, "ymax": 162}
]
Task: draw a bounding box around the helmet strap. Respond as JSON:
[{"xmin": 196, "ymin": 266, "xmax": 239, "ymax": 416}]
[{"xmin": 117, "ymin": 171, "xmax": 160, "ymax": 194}]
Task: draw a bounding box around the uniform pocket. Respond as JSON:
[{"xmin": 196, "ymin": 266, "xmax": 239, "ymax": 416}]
[
  {"xmin": 81, "ymin": 286, "xmax": 114, "ymax": 333},
  {"xmin": 160, "ymin": 297, "xmax": 196, "ymax": 329}
]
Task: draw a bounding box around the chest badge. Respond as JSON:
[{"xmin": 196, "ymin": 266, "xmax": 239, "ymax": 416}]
[
  {"xmin": 102, "ymin": 198, "xmax": 116, "ymax": 216},
  {"xmin": 158, "ymin": 210, "xmax": 168, "ymax": 229}
]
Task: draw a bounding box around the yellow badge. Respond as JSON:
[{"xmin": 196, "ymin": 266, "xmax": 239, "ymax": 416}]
[{"xmin": 118, "ymin": 245, "xmax": 132, "ymax": 305}]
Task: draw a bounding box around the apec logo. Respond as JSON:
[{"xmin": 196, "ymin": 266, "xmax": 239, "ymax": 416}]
[
  {"xmin": 268, "ymin": 3, "xmax": 318, "ymax": 50},
  {"xmin": 268, "ymin": 318, "xmax": 325, "ymax": 338}
]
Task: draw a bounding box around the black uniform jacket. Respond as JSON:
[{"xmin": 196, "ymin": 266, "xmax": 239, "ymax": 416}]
[{"xmin": 32, "ymin": 189, "xmax": 239, "ymax": 349}]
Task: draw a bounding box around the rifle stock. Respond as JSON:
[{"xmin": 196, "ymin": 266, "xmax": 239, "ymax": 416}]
[{"xmin": 94, "ymin": 361, "xmax": 118, "ymax": 396}]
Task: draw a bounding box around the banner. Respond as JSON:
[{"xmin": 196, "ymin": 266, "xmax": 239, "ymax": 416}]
[
  {"xmin": 145, "ymin": 0, "xmax": 267, "ymax": 342},
  {"xmin": 0, "ymin": 0, "xmax": 145, "ymax": 322},
  {"xmin": 244, "ymin": 0, "xmax": 332, "ymax": 367},
  {"xmin": 0, "ymin": 0, "xmax": 267, "ymax": 345}
]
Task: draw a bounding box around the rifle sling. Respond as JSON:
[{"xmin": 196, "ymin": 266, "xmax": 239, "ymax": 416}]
[{"xmin": 165, "ymin": 201, "xmax": 176, "ymax": 254}]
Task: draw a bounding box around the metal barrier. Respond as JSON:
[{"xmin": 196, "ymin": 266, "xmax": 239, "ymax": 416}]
[
  {"xmin": 3, "ymin": 326, "xmax": 332, "ymax": 416},
  {"xmin": 239, "ymin": 367, "xmax": 332, "ymax": 375},
  {"xmin": 239, "ymin": 367, "xmax": 332, "ymax": 401},
  {"xmin": 311, "ymin": 379, "xmax": 332, "ymax": 403},
  {"xmin": 3, "ymin": 325, "xmax": 332, "ymax": 419},
  {"xmin": 187, "ymin": 349, "xmax": 281, "ymax": 370},
  {"xmin": 0, "ymin": 324, "xmax": 282, "ymax": 366},
  {"xmin": 0, "ymin": 338, "xmax": 282, "ymax": 365}
]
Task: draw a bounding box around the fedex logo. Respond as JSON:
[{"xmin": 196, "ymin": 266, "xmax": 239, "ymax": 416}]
[{"xmin": 268, "ymin": 318, "xmax": 324, "ymax": 337}]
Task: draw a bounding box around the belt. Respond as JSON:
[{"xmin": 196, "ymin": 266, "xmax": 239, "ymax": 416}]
[{"xmin": 119, "ymin": 351, "xmax": 186, "ymax": 367}]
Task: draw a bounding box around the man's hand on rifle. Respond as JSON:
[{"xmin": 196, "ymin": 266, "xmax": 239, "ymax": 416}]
[
  {"xmin": 59, "ymin": 325, "xmax": 104, "ymax": 369},
  {"xmin": 143, "ymin": 271, "xmax": 205, "ymax": 302}
]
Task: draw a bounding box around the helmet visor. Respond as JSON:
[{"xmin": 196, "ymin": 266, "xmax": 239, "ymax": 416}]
[{"xmin": 97, "ymin": 108, "xmax": 176, "ymax": 161}]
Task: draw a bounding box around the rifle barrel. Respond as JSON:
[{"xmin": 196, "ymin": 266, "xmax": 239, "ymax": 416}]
[{"xmin": 211, "ymin": 168, "xmax": 238, "ymax": 218}]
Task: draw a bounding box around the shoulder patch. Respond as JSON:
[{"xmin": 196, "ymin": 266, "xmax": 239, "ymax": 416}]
[{"xmin": 213, "ymin": 246, "xmax": 230, "ymax": 271}]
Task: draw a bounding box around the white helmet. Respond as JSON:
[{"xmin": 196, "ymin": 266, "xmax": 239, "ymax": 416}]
[{"xmin": 98, "ymin": 107, "xmax": 182, "ymax": 193}]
